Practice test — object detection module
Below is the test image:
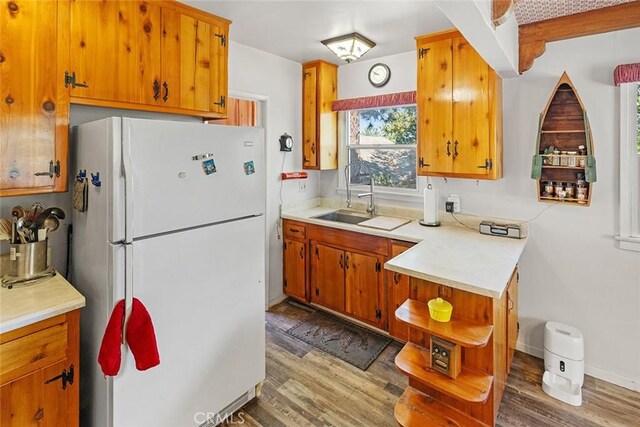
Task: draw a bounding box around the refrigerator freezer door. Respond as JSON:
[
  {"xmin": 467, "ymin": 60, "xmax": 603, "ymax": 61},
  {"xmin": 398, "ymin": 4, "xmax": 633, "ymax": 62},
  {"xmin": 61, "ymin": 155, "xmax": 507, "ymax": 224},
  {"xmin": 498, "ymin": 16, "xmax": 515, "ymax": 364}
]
[
  {"xmin": 112, "ymin": 215, "xmax": 265, "ymax": 427},
  {"xmin": 122, "ymin": 119, "xmax": 265, "ymax": 239}
]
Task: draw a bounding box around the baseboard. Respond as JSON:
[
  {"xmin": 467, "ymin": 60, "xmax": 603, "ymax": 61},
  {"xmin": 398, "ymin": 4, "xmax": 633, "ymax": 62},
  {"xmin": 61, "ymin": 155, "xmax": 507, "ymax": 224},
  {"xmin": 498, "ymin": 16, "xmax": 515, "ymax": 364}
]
[
  {"xmin": 268, "ymin": 293, "xmax": 288, "ymax": 308},
  {"xmin": 516, "ymin": 341, "xmax": 639, "ymax": 392}
]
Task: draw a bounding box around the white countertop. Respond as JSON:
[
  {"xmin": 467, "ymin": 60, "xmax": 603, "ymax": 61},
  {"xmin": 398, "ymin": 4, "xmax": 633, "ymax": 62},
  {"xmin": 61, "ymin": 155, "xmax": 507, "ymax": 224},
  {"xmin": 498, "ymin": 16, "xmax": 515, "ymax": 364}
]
[
  {"xmin": 282, "ymin": 206, "xmax": 527, "ymax": 299},
  {"xmin": 0, "ymin": 273, "xmax": 86, "ymax": 334}
]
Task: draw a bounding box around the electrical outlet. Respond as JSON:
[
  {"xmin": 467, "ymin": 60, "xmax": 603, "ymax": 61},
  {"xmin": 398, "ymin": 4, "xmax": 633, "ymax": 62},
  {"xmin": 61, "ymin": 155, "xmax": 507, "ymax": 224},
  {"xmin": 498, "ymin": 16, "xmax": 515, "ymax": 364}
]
[
  {"xmin": 447, "ymin": 194, "xmax": 461, "ymax": 213},
  {"xmin": 298, "ymin": 180, "xmax": 307, "ymax": 193},
  {"xmin": 445, "ymin": 201, "xmax": 455, "ymax": 213}
]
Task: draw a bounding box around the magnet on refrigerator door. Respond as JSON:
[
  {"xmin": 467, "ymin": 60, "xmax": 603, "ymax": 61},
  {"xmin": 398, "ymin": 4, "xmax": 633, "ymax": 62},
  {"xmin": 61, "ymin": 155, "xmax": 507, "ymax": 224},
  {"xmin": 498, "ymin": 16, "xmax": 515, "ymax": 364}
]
[
  {"xmin": 244, "ymin": 161, "xmax": 255, "ymax": 175},
  {"xmin": 202, "ymin": 159, "xmax": 217, "ymax": 175}
]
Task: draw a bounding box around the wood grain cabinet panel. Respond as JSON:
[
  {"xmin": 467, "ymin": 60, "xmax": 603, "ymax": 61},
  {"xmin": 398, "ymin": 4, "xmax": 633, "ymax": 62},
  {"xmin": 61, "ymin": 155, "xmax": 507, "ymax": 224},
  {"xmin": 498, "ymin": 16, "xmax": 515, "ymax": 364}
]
[
  {"xmin": 69, "ymin": 0, "xmax": 162, "ymax": 105},
  {"xmin": 302, "ymin": 60, "xmax": 337, "ymax": 170},
  {"xmin": 310, "ymin": 242, "xmax": 345, "ymax": 312},
  {"xmin": 0, "ymin": 0, "xmax": 69, "ymax": 196},
  {"xmin": 283, "ymin": 238, "xmax": 306, "ymax": 302},
  {"xmin": 416, "ymin": 30, "xmax": 502, "ymax": 180},
  {"xmin": 388, "ymin": 241, "xmax": 414, "ymax": 341},
  {"xmin": 345, "ymin": 251, "xmax": 385, "ymax": 328},
  {"xmin": 0, "ymin": 311, "xmax": 80, "ymax": 427}
]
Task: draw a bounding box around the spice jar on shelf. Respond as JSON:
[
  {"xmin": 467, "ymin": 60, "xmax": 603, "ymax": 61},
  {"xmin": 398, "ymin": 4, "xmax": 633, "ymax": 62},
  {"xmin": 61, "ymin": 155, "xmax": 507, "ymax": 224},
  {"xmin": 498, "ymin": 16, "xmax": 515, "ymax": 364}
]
[
  {"xmin": 560, "ymin": 152, "xmax": 569, "ymax": 167},
  {"xmin": 578, "ymin": 145, "xmax": 587, "ymax": 168},
  {"xmin": 552, "ymin": 150, "xmax": 561, "ymax": 166},
  {"xmin": 544, "ymin": 181, "xmax": 555, "ymax": 197},
  {"xmin": 567, "ymin": 151, "xmax": 578, "ymax": 167},
  {"xmin": 565, "ymin": 183, "xmax": 575, "ymax": 199},
  {"xmin": 555, "ymin": 182, "xmax": 565, "ymax": 199},
  {"xmin": 576, "ymin": 182, "xmax": 588, "ymax": 203}
]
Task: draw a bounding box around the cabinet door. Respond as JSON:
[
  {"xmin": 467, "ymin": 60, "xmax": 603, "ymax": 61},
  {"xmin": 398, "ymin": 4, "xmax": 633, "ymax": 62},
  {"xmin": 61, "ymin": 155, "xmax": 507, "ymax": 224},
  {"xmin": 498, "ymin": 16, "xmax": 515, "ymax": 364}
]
[
  {"xmin": 283, "ymin": 239, "xmax": 306, "ymax": 301},
  {"xmin": 310, "ymin": 242, "xmax": 344, "ymax": 312},
  {"xmin": 208, "ymin": 17, "xmax": 228, "ymax": 116},
  {"xmin": 345, "ymin": 251, "xmax": 384, "ymax": 327},
  {"xmin": 417, "ymin": 38, "xmax": 453, "ymax": 175},
  {"xmin": 302, "ymin": 65, "xmax": 318, "ymax": 169},
  {"xmin": 69, "ymin": 0, "xmax": 161, "ymax": 105},
  {"xmin": 0, "ymin": 0, "xmax": 68, "ymax": 195},
  {"xmin": 1, "ymin": 359, "xmax": 70, "ymax": 426},
  {"xmin": 161, "ymin": 9, "xmax": 211, "ymax": 111},
  {"xmin": 388, "ymin": 241, "xmax": 413, "ymax": 340},
  {"xmin": 452, "ymin": 36, "xmax": 490, "ymax": 175},
  {"xmin": 507, "ymin": 269, "xmax": 519, "ymax": 371}
]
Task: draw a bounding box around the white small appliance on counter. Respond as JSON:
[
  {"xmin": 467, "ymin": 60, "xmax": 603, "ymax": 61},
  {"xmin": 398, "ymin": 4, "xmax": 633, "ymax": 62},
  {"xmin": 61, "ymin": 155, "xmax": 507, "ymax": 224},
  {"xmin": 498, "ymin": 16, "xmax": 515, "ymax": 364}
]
[
  {"xmin": 542, "ymin": 321, "xmax": 584, "ymax": 406},
  {"xmin": 72, "ymin": 118, "xmax": 266, "ymax": 426}
]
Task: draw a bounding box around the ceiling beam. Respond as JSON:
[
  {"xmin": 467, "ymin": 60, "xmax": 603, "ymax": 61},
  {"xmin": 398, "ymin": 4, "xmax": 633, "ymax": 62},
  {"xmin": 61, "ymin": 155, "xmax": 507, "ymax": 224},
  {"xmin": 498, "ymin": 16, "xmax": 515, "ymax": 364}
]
[
  {"xmin": 492, "ymin": 0, "xmax": 514, "ymax": 26},
  {"xmin": 519, "ymin": 2, "xmax": 640, "ymax": 74}
]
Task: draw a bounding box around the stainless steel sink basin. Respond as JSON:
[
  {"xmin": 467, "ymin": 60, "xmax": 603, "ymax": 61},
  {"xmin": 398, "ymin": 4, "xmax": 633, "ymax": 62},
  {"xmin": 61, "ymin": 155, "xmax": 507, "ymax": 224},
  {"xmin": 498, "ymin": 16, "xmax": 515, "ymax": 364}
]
[{"xmin": 312, "ymin": 210, "xmax": 374, "ymax": 225}]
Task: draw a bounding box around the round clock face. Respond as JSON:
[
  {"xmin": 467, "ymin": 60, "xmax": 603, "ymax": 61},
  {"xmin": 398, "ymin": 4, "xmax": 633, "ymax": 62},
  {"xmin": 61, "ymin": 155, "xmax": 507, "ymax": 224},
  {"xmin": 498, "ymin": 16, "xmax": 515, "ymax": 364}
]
[
  {"xmin": 284, "ymin": 136, "xmax": 293, "ymax": 149},
  {"xmin": 369, "ymin": 63, "xmax": 390, "ymax": 87}
]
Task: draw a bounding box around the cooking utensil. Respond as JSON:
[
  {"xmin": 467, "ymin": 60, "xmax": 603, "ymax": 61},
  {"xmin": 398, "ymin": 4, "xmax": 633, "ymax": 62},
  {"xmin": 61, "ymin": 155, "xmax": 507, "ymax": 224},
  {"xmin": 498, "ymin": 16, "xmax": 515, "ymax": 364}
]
[
  {"xmin": 29, "ymin": 207, "xmax": 66, "ymax": 233},
  {"xmin": 16, "ymin": 217, "xmax": 31, "ymax": 243},
  {"xmin": 0, "ymin": 218, "xmax": 12, "ymax": 241},
  {"xmin": 42, "ymin": 216, "xmax": 60, "ymax": 240},
  {"xmin": 26, "ymin": 202, "xmax": 45, "ymax": 221}
]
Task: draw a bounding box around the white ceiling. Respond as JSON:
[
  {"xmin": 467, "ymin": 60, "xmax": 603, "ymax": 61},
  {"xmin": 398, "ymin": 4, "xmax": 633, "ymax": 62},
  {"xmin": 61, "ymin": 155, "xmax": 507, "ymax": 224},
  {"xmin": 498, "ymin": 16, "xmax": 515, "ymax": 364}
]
[{"xmin": 183, "ymin": 1, "xmax": 453, "ymax": 64}]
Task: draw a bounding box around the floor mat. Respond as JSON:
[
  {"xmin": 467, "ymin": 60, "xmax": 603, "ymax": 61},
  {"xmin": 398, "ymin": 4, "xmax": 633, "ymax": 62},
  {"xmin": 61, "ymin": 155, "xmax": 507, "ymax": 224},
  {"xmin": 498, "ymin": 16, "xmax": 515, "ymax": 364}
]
[{"xmin": 286, "ymin": 309, "xmax": 392, "ymax": 370}]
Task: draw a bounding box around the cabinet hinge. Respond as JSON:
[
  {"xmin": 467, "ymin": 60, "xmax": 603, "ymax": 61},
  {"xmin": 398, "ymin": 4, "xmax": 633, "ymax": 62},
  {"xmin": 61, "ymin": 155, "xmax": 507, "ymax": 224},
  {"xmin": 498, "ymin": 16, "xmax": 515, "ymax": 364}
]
[
  {"xmin": 283, "ymin": 279, "xmax": 287, "ymax": 289},
  {"xmin": 315, "ymin": 247, "xmax": 319, "ymax": 257},
  {"xmin": 34, "ymin": 160, "xmax": 61, "ymax": 178},
  {"xmin": 418, "ymin": 157, "xmax": 430, "ymax": 168},
  {"xmin": 213, "ymin": 95, "xmax": 226, "ymax": 108},
  {"xmin": 375, "ymin": 309, "xmax": 382, "ymax": 319},
  {"xmin": 214, "ymin": 33, "xmax": 227, "ymax": 47},
  {"xmin": 375, "ymin": 261, "xmax": 381, "ymax": 272},
  {"xmin": 64, "ymin": 71, "xmax": 88, "ymax": 89},
  {"xmin": 283, "ymin": 242, "xmax": 287, "ymax": 250},
  {"xmin": 418, "ymin": 47, "xmax": 430, "ymax": 58},
  {"xmin": 315, "ymin": 287, "xmax": 319, "ymax": 297},
  {"xmin": 477, "ymin": 158, "xmax": 493, "ymax": 170},
  {"xmin": 45, "ymin": 365, "xmax": 74, "ymax": 390}
]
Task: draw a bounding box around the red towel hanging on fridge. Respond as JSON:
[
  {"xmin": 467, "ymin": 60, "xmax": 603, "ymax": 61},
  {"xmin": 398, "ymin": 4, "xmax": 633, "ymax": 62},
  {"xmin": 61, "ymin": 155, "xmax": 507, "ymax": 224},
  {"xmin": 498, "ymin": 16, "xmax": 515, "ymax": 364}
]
[{"xmin": 98, "ymin": 298, "xmax": 160, "ymax": 376}]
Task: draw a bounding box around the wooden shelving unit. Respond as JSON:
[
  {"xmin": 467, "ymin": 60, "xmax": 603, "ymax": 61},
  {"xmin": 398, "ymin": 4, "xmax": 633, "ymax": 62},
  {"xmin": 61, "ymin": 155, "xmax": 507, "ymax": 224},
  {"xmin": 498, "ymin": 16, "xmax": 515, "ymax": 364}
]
[
  {"xmin": 395, "ymin": 342, "xmax": 493, "ymax": 403},
  {"xmin": 395, "ymin": 387, "xmax": 487, "ymax": 427},
  {"xmin": 396, "ymin": 299, "xmax": 493, "ymax": 348},
  {"xmin": 534, "ymin": 72, "xmax": 595, "ymax": 206}
]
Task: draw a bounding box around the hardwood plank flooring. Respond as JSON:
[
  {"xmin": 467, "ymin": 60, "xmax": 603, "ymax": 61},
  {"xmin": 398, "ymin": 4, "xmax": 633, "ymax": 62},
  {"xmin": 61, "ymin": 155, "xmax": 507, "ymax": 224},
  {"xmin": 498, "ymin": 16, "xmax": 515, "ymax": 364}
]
[{"xmin": 230, "ymin": 302, "xmax": 640, "ymax": 426}]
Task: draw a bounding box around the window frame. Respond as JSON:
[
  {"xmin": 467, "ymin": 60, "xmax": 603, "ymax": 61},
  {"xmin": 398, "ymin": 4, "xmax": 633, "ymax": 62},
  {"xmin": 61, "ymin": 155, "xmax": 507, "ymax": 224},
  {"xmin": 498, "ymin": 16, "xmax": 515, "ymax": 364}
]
[
  {"xmin": 336, "ymin": 106, "xmax": 423, "ymax": 201},
  {"xmin": 616, "ymin": 82, "xmax": 640, "ymax": 251}
]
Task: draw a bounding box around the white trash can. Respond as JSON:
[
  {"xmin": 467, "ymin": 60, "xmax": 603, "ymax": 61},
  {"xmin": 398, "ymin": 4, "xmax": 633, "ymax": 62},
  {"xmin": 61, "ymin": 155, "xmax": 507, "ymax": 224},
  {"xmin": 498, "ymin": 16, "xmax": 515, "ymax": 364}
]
[{"xmin": 542, "ymin": 321, "xmax": 584, "ymax": 406}]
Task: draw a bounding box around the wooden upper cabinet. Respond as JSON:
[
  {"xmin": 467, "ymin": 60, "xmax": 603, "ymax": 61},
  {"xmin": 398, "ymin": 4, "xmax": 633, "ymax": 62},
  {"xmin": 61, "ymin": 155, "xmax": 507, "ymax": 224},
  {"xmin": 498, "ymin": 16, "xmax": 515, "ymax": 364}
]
[
  {"xmin": 416, "ymin": 30, "xmax": 502, "ymax": 180},
  {"xmin": 69, "ymin": 0, "xmax": 162, "ymax": 105},
  {"xmin": 302, "ymin": 60, "xmax": 338, "ymax": 170},
  {"xmin": 69, "ymin": 0, "xmax": 229, "ymax": 119},
  {"xmin": 0, "ymin": 0, "xmax": 69, "ymax": 196}
]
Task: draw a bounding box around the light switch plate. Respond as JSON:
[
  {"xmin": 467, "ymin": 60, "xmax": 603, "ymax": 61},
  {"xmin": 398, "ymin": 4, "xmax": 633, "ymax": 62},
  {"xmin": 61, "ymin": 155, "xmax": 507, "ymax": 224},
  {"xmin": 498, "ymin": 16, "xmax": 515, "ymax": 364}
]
[{"xmin": 298, "ymin": 181, "xmax": 307, "ymax": 192}]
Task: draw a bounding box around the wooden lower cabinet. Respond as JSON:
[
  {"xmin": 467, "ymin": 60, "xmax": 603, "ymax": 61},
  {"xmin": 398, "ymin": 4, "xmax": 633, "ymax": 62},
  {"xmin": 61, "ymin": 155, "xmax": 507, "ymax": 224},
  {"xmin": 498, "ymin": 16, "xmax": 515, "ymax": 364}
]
[
  {"xmin": 283, "ymin": 238, "xmax": 306, "ymax": 301},
  {"xmin": 310, "ymin": 242, "xmax": 346, "ymax": 312},
  {"xmin": 387, "ymin": 241, "xmax": 414, "ymax": 341},
  {"xmin": 344, "ymin": 251, "xmax": 385, "ymax": 328},
  {"xmin": 506, "ymin": 269, "xmax": 519, "ymax": 371},
  {"xmin": 0, "ymin": 310, "xmax": 80, "ymax": 426}
]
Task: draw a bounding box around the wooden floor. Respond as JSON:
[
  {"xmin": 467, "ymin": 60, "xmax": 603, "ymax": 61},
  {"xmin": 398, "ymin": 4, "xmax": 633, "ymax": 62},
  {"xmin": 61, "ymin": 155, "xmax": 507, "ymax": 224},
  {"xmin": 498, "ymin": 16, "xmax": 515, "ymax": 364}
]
[{"xmin": 232, "ymin": 302, "xmax": 640, "ymax": 426}]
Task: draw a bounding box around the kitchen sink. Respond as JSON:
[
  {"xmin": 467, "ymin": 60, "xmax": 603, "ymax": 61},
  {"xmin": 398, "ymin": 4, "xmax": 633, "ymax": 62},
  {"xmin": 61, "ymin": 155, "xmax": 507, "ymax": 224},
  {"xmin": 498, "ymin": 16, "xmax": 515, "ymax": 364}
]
[{"xmin": 312, "ymin": 210, "xmax": 375, "ymax": 225}]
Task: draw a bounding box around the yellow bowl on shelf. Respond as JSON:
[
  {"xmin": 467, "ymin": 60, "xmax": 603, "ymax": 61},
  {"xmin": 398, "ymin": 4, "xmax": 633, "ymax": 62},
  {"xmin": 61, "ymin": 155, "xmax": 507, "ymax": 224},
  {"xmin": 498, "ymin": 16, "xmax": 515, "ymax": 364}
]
[{"xmin": 428, "ymin": 297, "xmax": 453, "ymax": 322}]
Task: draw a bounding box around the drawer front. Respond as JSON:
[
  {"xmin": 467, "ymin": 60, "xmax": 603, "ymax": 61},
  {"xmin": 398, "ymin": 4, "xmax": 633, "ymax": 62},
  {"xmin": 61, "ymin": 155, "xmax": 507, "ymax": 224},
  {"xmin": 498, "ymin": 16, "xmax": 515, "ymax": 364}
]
[
  {"xmin": 284, "ymin": 222, "xmax": 306, "ymax": 240},
  {"xmin": 0, "ymin": 322, "xmax": 68, "ymax": 380}
]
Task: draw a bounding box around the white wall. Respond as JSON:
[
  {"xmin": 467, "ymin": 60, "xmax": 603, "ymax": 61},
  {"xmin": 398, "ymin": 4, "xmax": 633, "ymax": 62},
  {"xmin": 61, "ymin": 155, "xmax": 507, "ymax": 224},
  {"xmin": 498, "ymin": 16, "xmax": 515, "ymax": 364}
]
[
  {"xmin": 324, "ymin": 28, "xmax": 640, "ymax": 390},
  {"xmin": 227, "ymin": 41, "xmax": 319, "ymax": 305}
]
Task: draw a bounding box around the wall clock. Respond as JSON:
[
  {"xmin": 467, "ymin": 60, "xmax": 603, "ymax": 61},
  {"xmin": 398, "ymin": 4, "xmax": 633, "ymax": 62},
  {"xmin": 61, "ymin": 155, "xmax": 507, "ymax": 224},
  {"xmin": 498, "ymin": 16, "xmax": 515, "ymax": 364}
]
[{"xmin": 368, "ymin": 63, "xmax": 391, "ymax": 88}]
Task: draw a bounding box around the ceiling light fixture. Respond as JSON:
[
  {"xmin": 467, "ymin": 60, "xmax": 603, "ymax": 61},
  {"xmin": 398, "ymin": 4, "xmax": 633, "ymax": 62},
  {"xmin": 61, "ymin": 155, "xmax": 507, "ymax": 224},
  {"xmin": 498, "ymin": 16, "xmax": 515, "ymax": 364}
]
[{"xmin": 321, "ymin": 32, "xmax": 376, "ymax": 63}]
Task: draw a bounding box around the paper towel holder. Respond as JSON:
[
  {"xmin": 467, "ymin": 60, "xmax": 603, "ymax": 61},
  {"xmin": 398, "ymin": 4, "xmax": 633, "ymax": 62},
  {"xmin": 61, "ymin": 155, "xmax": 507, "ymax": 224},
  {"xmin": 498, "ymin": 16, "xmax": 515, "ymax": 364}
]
[
  {"xmin": 420, "ymin": 183, "xmax": 441, "ymax": 227},
  {"xmin": 419, "ymin": 219, "xmax": 441, "ymax": 227}
]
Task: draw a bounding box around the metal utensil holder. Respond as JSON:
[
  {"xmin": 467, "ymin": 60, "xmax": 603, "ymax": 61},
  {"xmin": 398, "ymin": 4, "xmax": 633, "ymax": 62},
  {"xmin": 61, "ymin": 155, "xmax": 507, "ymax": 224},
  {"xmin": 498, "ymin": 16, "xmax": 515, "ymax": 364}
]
[{"xmin": 8, "ymin": 240, "xmax": 50, "ymax": 278}]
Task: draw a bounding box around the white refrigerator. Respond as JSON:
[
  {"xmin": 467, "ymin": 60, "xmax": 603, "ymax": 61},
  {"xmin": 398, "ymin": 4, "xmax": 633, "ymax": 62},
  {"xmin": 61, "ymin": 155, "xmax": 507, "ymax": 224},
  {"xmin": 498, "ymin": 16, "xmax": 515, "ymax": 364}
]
[{"xmin": 71, "ymin": 118, "xmax": 266, "ymax": 427}]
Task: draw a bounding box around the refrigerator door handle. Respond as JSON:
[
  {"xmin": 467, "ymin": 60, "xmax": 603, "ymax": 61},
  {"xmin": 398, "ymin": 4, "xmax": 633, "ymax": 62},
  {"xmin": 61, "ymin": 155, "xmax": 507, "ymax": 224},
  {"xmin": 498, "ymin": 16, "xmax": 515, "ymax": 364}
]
[
  {"xmin": 122, "ymin": 121, "xmax": 134, "ymax": 243},
  {"xmin": 122, "ymin": 242, "xmax": 134, "ymax": 344}
]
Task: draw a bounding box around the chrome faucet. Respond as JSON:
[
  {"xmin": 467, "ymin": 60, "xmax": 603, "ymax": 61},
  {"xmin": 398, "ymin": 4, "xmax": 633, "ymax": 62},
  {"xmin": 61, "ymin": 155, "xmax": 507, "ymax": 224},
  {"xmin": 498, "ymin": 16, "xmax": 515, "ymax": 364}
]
[
  {"xmin": 344, "ymin": 160, "xmax": 359, "ymax": 208},
  {"xmin": 357, "ymin": 175, "xmax": 375, "ymax": 215}
]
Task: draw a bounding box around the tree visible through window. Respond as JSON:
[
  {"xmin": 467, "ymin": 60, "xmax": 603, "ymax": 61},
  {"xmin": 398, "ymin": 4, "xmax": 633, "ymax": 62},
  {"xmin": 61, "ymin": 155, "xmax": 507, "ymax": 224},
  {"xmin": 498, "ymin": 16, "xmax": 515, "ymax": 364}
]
[{"xmin": 347, "ymin": 106, "xmax": 417, "ymax": 189}]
